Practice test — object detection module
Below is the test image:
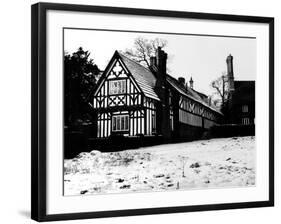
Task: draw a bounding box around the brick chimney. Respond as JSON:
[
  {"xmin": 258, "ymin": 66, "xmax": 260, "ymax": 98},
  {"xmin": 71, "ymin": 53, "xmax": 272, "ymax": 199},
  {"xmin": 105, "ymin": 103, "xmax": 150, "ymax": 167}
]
[
  {"xmin": 155, "ymin": 47, "xmax": 168, "ymax": 99},
  {"xmin": 226, "ymin": 54, "xmax": 234, "ymax": 92},
  {"xmin": 156, "ymin": 47, "xmax": 167, "ymax": 82},
  {"xmin": 154, "ymin": 47, "xmax": 170, "ymax": 138},
  {"xmin": 178, "ymin": 77, "xmax": 185, "ymax": 87},
  {"xmin": 208, "ymin": 96, "xmax": 212, "ymax": 106},
  {"xmin": 149, "ymin": 56, "xmax": 157, "ymax": 68},
  {"xmin": 189, "ymin": 77, "xmax": 194, "ymax": 89},
  {"xmin": 226, "ymin": 54, "xmax": 235, "ymax": 124}
]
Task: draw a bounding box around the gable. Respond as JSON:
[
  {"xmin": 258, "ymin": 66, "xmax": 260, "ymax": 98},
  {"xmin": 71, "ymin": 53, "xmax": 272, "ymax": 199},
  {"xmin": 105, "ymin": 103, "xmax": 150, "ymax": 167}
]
[
  {"xmin": 119, "ymin": 53, "xmax": 160, "ymax": 101},
  {"xmin": 166, "ymin": 75, "xmax": 222, "ymax": 115},
  {"xmin": 93, "ymin": 56, "xmax": 145, "ymax": 108},
  {"xmin": 107, "ymin": 60, "xmax": 129, "ymax": 80},
  {"xmin": 94, "ymin": 56, "xmax": 141, "ymax": 97},
  {"xmin": 93, "ymin": 51, "xmax": 160, "ymax": 101}
]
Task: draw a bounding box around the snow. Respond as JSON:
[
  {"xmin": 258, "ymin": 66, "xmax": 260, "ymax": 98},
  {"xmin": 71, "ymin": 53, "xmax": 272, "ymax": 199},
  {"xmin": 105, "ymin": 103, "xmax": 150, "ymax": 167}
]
[{"xmin": 64, "ymin": 136, "xmax": 255, "ymax": 196}]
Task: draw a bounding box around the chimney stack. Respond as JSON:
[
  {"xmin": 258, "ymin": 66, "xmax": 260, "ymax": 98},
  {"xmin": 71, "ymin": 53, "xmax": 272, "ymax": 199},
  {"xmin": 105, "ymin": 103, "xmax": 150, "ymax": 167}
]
[
  {"xmin": 150, "ymin": 56, "xmax": 157, "ymax": 68},
  {"xmin": 155, "ymin": 47, "xmax": 170, "ymax": 138},
  {"xmin": 208, "ymin": 96, "xmax": 212, "ymax": 106},
  {"xmin": 178, "ymin": 77, "xmax": 185, "ymax": 87},
  {"xmin": 226, "ymin": 54, "xmax": 235, "ymax": 92},
  {"xmin": 226, "ymin": 54, "xmax": 233, "ymax": 76},
  {"xmin": 189, "ymin": 77, "xmax": 194, "ymax": 89},
  {"xmin": 156, "ymin": 47, "xmax": 167, "ymax": 75},
  {"xmin": 185, "ymin": 83, "xmax": 189, "ymax": 91},
  {"xmin": 155, "ymin": 47, "xmax": 168, "ymax": 91}
]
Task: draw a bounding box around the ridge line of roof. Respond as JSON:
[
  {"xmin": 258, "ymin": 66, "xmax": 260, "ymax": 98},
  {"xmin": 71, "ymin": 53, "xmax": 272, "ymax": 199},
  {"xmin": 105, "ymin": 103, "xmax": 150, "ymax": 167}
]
[
  {"xmin": 117, "ymin": 50, "xmax": 221, "ymax": 114},
  {"xmin": 117, "ymin": 50, "xmax": 160, "ymax": 101},
  {"xmin": 166, "ymin": 76, "xmax": 222, "ymax": 115},
  {"xmin": 117, "ymin": 51, "xmax": 155, "ymax": 74}
]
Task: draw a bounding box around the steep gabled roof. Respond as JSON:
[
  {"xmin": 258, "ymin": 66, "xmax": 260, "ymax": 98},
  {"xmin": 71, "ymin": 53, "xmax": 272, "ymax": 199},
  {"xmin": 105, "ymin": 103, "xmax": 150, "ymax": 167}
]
[
  {"xmin": 118, "ymin": 52, "xmax": 160, "ymax": 101},
  {"xmin": 91, "ymin": 51, "xmax": 159, "ymax": 101},
  {"xmin": 166, "ymin": 74, "xmax": 222, "ymax": 114},
  {"xmin": 119, "ymin": 51, "xmax": 221, "ymax": 114},
  {"xmin": 119, "ymin": 52, "xmax": 216, "ymax": 110},
  {"xmin": 91, "ymin": 50, "xmax": 221, "ymax": 114}
]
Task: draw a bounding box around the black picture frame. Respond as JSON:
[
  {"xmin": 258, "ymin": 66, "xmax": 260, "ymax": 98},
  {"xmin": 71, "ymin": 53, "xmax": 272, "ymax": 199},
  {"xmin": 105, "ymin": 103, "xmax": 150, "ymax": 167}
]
[{"xmin": 31, "ymin": 2, "xmax": 274, "ymax": 222}]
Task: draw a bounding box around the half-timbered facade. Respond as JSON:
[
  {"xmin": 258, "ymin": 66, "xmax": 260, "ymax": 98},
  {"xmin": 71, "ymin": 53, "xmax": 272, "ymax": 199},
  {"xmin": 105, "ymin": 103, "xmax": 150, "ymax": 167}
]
[{"xmin": 90, "ymin": 48, "xmax": 222, "ymax": 140}]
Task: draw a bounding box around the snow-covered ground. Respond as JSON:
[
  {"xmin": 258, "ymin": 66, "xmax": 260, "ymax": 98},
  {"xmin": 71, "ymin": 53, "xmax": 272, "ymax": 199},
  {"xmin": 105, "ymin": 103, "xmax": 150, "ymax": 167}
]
[{"xmin": 64, "ymin": 136, "xmax": 255, "ymax": 196}]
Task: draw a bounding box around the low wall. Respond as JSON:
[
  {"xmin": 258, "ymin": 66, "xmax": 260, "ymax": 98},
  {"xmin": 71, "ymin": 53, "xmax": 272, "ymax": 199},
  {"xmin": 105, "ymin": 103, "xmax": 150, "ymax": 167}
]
[
  {"xmin": 207, "ymin": 124, "xmax": 255, "ymax": 138},
  {"xmin": 177, "ymin": 123, "xmax": 205, "ymax": 141},
  {"xmin": 64, "ymin": 131, "xmax": 88, "ymax": 159},
  {"xmin": 64, "ymin": 133, "xmax": 167, "ymax": 158},
  {"xmin": 64, "ymin": 124, "xmax": 95, "ymax": 159},
  {"xmin": 64, "ymin": 124, "xmax": 255, "ymax": 159},
  {"xmin": 88, "ymin": 135, "xmax": 165, "ymax": 153}
]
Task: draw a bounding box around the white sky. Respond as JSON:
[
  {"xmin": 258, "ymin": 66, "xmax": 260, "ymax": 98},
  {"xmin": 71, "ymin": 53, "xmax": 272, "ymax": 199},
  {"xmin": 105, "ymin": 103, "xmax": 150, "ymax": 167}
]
[{"xmin": 64, "ymin": 29, "xmax": 256, "ymax": 95}]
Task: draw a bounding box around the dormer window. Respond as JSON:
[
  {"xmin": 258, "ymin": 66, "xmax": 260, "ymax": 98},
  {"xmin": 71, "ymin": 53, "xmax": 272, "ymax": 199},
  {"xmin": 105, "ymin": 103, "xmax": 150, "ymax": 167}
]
[{"xmin": 109, "ymin": 80, "xmax": 126, "ymax": 95}]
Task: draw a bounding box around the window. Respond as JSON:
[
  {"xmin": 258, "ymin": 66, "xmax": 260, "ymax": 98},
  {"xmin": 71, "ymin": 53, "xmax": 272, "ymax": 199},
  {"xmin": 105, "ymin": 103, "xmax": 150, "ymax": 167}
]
[
  {"xmin": 170, "ymin": 109, "xmax": 174, "ymax": 131},
  {"xmin": 242, "ymin": 105, "xmax": 248, "ymax": 113},
  {"xmin": 112, "ymin": 114, "xmax": 129, "ymax": 131},
  {"xmin": 152, "ymin": 110, "xmax": 156, "ymax": 132},
  {"xmin": 242, "ymin": 118, "xmax": 250, "ymax": 125},
  {"xmin": 169, "ymin": 91, "xmax": 172, "ymax": 105},
  {"xmin": 109, "ymin": 80, "xmax": 126, "ymax": 95}
]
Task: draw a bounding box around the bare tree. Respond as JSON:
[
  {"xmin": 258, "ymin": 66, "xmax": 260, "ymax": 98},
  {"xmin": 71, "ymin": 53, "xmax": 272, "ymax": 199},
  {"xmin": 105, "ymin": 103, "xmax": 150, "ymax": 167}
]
[
  {"xmin": 211, "ymin": 71, "xmax": 229, "ymax": 108},
  {"xmin": 123, "ymin": 37, "xmax": 167, "ymax": 67}
]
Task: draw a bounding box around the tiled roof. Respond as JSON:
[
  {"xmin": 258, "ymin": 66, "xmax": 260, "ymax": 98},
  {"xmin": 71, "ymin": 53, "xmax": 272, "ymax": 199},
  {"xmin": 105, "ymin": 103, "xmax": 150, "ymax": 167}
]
[
  {"xmin": 166, "ymin": 75, "xmax": 222, "ymax": 114},
  {"xmin": 118, "ymin": 52, "xmax": 160, "ymax": 101},
  {"xmin": 118, "ymin": 51, "xmax": 221, "ymax": 114}
]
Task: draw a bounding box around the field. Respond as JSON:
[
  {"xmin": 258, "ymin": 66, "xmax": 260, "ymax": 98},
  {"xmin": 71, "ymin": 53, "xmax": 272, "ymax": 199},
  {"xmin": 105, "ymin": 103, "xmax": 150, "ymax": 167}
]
[{"xmin": 64, "ymin": 136, "xmax": 255, "ymax": 195}]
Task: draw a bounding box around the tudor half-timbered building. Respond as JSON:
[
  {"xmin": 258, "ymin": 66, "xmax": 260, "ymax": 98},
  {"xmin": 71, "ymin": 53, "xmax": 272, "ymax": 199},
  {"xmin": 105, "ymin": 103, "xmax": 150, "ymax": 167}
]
[{"xmin": 90, "ymin": 48, "xmax": 222, "ymax": 140}]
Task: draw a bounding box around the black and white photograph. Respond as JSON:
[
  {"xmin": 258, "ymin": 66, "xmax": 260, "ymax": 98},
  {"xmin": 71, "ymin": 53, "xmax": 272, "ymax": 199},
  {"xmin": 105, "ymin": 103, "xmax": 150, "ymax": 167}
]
[
  {"xmin": 29, "ymin": 2, "xmax": 274, "ymax": 222},
  {"xmin": 63, "ymin": 28, "xmax": 256, "ymax": 196}
]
